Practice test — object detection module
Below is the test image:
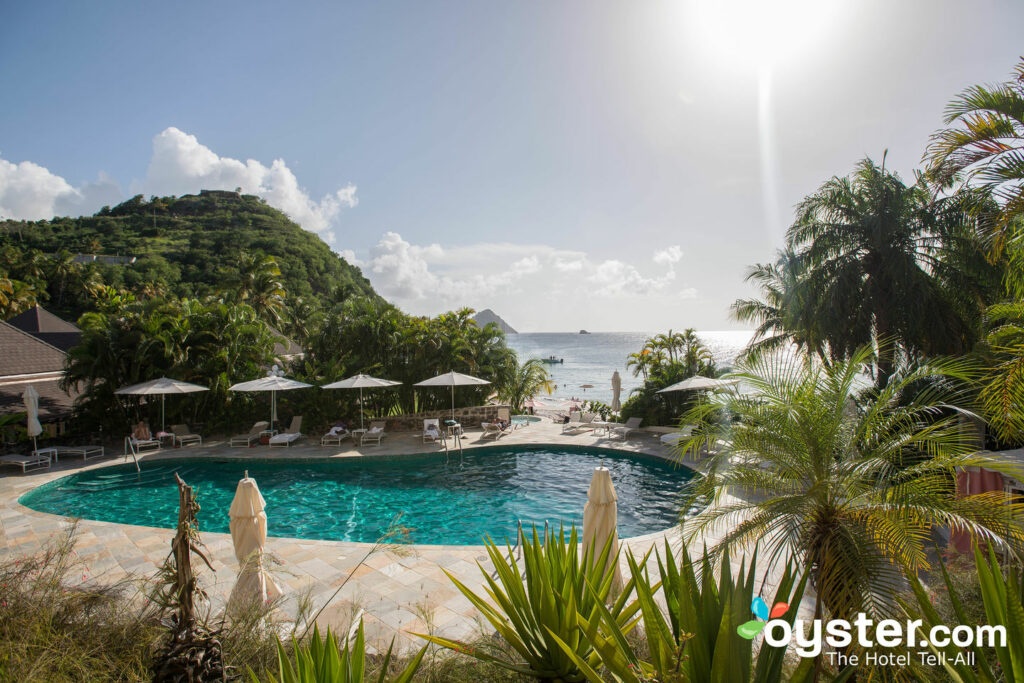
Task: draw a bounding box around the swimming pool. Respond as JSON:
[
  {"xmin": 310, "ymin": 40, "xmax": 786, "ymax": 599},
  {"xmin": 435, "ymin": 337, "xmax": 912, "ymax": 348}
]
[{"xmin": 20, "ymin": 445, "xmax": 700, "ymax": 545}]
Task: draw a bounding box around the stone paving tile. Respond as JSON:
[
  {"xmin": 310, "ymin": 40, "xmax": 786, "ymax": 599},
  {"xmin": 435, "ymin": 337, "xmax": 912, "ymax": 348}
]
[{"xmin": 0, "ymin": 421, "xmax": 714, "ymax": 653}]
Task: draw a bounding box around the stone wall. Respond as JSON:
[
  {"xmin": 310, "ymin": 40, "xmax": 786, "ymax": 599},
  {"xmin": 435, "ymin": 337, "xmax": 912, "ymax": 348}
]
[{"xmin": 375, "ymin": 405, "xmax": 510, "ymax": 431}]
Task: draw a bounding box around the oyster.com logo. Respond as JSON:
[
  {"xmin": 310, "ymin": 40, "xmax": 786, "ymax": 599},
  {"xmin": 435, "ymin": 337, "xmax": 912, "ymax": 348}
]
[{"xmin": 737, "ymin": 597, "xmax": 789, "ymax": 639}]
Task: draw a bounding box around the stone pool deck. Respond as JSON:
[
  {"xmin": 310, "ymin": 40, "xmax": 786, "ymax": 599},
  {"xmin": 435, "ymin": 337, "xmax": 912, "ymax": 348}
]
[{"xmin": 1, "ymin": 420, "xmax": 712, "ymax": 653}]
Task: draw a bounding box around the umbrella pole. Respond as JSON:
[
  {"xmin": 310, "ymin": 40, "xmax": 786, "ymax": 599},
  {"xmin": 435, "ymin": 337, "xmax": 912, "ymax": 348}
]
[
  {"xmin": 451, "ymin": 385, "xmax": 455, "ymax": 421},
  {"xmin": 161, "ymin": 394, "xmax": 166, "ymax": 434},
  {"xmin": 359, "ymin": 387, "xmax": 365, "ymax": 431}
]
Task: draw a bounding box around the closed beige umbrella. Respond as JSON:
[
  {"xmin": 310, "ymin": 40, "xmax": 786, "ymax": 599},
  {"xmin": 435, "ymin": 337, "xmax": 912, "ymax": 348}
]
[
  {"xmin": 610, "ymin": 371, "xmax": 622, "ymax": 413},
  {"xmin": 227, "ymin": 474, "xmax": 282, "ymax": 613},
  {"xmin": 582, "ymin": 466, "xmax": 622, "ymax": 592},
  {"xmin": 23, "ymin": 385, "xmax": 43, "ymax": 454}
]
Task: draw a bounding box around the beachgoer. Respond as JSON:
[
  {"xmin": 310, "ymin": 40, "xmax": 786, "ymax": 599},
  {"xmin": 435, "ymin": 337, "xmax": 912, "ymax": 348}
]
[
  {"xmin": 327, "ymin": 420, "xmax": 348, "ymax": 437},
  {"xmin": 132, "ymin": 421, "xmax": 151, "ymax": 441}
]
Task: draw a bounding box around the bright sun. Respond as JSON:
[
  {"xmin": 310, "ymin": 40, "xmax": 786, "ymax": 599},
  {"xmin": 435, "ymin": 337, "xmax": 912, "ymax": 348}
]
[{"xmin": 690, "ymin": 0, "xmax": 844, "ymax": 70}]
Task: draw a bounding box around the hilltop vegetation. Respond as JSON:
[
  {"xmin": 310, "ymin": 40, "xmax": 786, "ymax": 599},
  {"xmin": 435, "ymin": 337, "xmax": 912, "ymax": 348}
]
[{"xmin": 0, "ymin": 190, "xmax": 376, "ymax": 321}]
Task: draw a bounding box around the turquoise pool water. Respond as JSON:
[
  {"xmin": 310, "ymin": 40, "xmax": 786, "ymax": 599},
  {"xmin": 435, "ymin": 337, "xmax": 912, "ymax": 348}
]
[{"xmin": 20, "ymin": 445, "xmax": 699, "ymax": 545}]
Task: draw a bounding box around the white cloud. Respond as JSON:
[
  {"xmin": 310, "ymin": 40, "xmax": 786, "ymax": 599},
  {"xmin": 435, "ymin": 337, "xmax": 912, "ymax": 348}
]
[
  {"xmin": 351, "ymin": 233, "xmax": 699, "ymax": 329},
  {"xmin": 0, "ymin": 128, "xmax": 356, "ymax": 243},
  {"xmin": 653, "ymin": 245, "xmax": 683, "ymax": 265},
  {"xmin": 137, "ymin": 127, "xmax": 356, "ymax": 237}
]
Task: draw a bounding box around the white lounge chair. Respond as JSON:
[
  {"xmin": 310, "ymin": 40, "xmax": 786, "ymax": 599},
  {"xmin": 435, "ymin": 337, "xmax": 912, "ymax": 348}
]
[
  {"xmin": 562, "ymin": 412, "xmax": 595, "ymax": 434},
  {"xmin": 610, "ymin": 417, "xmax": 643, "ymax": 439},
  {"xmin": 481, "ymin": 421, "xmax": 508, "ymax": 439},
  {"xmin": 423, "ymin": 418, "xmax": 442, "ymax": 443},
  {"xmin": 56, "ymin": 445, "xmax": 105, "ymax": 461},
  {"xmin": 361, "ymin": 421, "xmax": 386, "ymax": 446},
  {"xmin": 321, "ymin": 425, "xmax": 351, "ymax": 447},
  {"xmin": 269, "ymin": 416, "xmax": 303, "ymax": 447},
  {"xmin": 171, "ymin": 424, "xmax": 202, "ymax": 447},
  {"xmin": 0, "ymin": 453, "xmax": 51, "ymax": 473},
  {"xmin": 125, "ymin": 435, "xmax": 160, "ymax": 456},
  {"xmin": 231, "ymin": 421, "xmax": 269, "ymax": 448}
]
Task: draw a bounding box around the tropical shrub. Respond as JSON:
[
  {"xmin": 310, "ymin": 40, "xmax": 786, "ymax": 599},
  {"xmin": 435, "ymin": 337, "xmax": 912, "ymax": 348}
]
[
  {"xmin": 554, "ymin": 542, "xmax": 819, "ymax": 683},
  {"xmin": 263, "ymin": 623, "xmax": 425, "ymax": 683},
  {"xmin": 679, "ymin": 346, "xmax": 1024, "ymax": 632},
  {"xmin": 416, "ymin": 525, "xmax": 634, "ymax": 682},
  {"xmin": 903, "ymin": 546, "xmax": 1024, "ymax": 682}
]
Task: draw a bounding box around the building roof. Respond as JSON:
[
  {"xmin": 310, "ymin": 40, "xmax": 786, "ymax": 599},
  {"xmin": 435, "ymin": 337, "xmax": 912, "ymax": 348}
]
[
  {"xmin": 0, "ymin": 321, "xmax": 67, "ymax": 377},
  {"xmin": 267, "ymin": 325, "xmax": 304, "ymax": 358},
  {"xmin": 5, "ymin": 305, "xmax": 82, "ymax": 351},
  {"xmin": 0, "ymin": 377, "xmax": 79, "ymax": 420}
]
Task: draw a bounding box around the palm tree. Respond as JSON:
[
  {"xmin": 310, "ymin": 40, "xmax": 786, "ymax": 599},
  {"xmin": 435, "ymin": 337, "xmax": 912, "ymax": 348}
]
[
  {"xmin": 498, "ymin": 358, "xmax": 553, "ymax": 413},
  {"xmin": 679, "ymin": 346, "xmax": 1024, "ymax": 639},
  {"xmin": 226, "ymin": 252, "xmax": 286, "ymax": 324},
  {"xmin": 787, "ymin": 156, "xmax": 977, "ymax": 387},
  {"xmin": 732, "ymin": 248, "xmax": 832, "ymax": 360},
  {"xmin": 926, "ymin": 59, "xmax": 1024, "ymax": 262}
]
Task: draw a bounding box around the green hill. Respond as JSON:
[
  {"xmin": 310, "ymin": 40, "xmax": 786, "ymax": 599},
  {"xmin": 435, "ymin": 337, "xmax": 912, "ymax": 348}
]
[{"xmin": 0, "ymin": 190, "xmax": 377, "ymax": 311}]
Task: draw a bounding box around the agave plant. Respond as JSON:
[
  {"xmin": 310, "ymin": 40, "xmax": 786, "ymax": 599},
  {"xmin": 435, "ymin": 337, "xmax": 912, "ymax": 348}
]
[
  {"xmin": 551, "ymin": 542, "xmax": 838, "ymax": 683},
  {"xmin": 263, "ymin": 622, "xmax": 425, "ymax": 683},
  {"xmin": 902, "ymin": 546, "xmax": 1024, "ymax": 682},
  {"xmin": 415, "ymin": 524, "xmax": 635, "ymax": 681}
]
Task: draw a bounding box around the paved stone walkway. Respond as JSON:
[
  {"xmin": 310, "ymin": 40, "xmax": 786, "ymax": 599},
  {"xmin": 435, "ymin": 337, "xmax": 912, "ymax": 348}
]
[{"xmin": 0, "ymin": 420, "xmax": 695, "ymax": 653}]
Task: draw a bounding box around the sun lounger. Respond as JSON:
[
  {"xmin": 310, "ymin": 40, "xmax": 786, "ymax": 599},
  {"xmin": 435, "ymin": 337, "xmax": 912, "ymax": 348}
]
[
  {"xmin": 55, "ymin": 445, "xmax": 105, "ymax": 461},
  {"xmin": 361, "ymin": 421, "xmax": 386, "ymax": 446},
  {"xmin": 171, "ymin": 424, "xmax": 202, "ymax": 447},
  {"xmin": 481, "ymin": 421, "xmax": 509, "ymax": 439},
  {"xmin": 269, "ymin": 416, "xmax": 303, "ymax": 447},
  {"xmin": 562, "ymin": 412, "xmax": 596, "ymax": 434},
  {"xmin": 610, "ymin": 417, "xmax": 643, "ymax": 439},
  {"xmin": 423, "ymin": 418, "xmax": 441, "ymax": 443},
  {"xmin": 124, "ymin": 436, "xmax": 160, "ymax": 456},
  {"xmin": 321, "ymin": 426, "xmax": 350, "ymax": 446},
  {"xmin": 0, "ymin": 453, "xmax": 51, "ymax": 472},
  {"xmin": 230, "ymin": 421, "xmax": 269, "ymax": 447}
]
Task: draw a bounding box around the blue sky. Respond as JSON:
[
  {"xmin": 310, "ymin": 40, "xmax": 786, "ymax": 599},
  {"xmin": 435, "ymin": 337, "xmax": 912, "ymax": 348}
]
[{"xmin": 2, "ymin": 1, "xmax": 1023, "ymax": 331}]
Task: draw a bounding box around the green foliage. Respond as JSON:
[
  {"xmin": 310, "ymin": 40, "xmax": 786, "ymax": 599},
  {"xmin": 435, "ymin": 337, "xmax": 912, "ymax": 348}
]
[
  {"xmin": 902, "ymin": 546, "xmax": 1024, "ymax": 682},
  {"xmin": 0, "ymin": 191, "xmax": 377, "ymax": 323},
  {"xmin": 298, "ymin": 303, "xmax": 517, "ymax": 420},
  {"xmin": 498, "ymin": 357, "xmax": 552, "ymax": 413},
  {"xmin": 415, "ymin": 525, "xmax": 635, "ymax": 682},
  {"xmin": 679, "ymin": 345, "xmax": 1024, "ymax": 623},
  {"xmin": 264, "ymin": 623, "xmax": 425, "ymax": 683},
  {"xmin": 621, "ymin": 328, "xmax": 718, "ymax": 426},
  {"xmin": 554, "ymin": 543, "xmax": 815, "ymax": 683},
  {"xmin": 735, "ymin": 157, "xmax": 1003, "ymax": 386},
  {"xmin": 979, "ymin": 301, "xmax": 1024, "ymax": 444},
  {"xmin": 63, "ymin": 297, "xmax": 280, "ymax": 434}
]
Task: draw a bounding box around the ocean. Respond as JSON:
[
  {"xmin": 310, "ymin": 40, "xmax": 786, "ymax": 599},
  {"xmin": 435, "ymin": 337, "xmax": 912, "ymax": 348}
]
[{"xmin": 504, "ymin": 331, "xmax": 754, "ymax": 405}]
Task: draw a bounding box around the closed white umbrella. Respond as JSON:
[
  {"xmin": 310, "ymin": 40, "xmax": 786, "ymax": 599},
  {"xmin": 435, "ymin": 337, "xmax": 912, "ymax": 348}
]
[
  {"xmin": 414, "ymin": 371, "xmax": 490, "ymax": 421},
  {"xmin": 582, "ymin": 466, "xmax": 622, "ymax": 592},
  {"xmin": 657, "ymin": 376, "xmax": 739, "ymax": 393},
  {"xmin": 320, "ymin": 374, "xmax": 401, "ymax": 430},
  {"xmin": 227, "ymin": 473, "xmax": 281, "ymax": 613},
  {"xmin": 229, "ymin": 375, "xmax": 312, "ymax": 430},
  {"xmin": 23, "ymin": 385, "xmax": 42, "ymax": 454},
  {"xmin": 610, "ymin": 371, "xmax": 622, "ymax": 412},
  {"xmin": 114, "ymin": 377, "xmax": 209, "ymax": 433}
]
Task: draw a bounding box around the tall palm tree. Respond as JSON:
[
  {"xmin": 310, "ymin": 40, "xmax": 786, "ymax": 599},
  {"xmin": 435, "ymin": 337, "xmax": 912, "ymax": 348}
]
[
  {"xmin": 926, "ymin": 59, "xmax": 1024, "ymax": 264},
  {"xmin": 498, "ymin": 358, "xmax": 553, "ymax": 413},
  {"xmin": 680, "ymin": 346, "xmax": 1024, "ymax": 633},
  {"xmin": 787, "ymin": 156, "xmax": 976, "ymax": 386},
  {"xmin": 226, "ymin": 252, "xmax": 286, "ymax": 324}
]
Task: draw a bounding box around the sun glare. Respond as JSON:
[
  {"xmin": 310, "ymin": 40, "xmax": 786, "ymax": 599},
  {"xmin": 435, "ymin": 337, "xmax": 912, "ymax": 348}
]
[{"xmin": 691, "ymin": 0, "xmax": 843, "ymax": 70}]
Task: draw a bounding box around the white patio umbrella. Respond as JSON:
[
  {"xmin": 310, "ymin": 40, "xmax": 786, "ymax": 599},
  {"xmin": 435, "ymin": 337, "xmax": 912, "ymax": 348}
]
[
  {"xmin": 227, "ymin": 473, "xmax": 282, "ymax": 614},
  {"xmin": 582, "ymin": 466, "xmax": 622, "ymax": 592},
  {"xmin": 320, "ymin": 374, "xmax": 401, "ymax": 430},
  {"xmin": 610, "ymin": 371, "xmax": 622, "ymax": 412},
  {"xmin": 23, "ymin": 385, "xmax": 42, "ymax": 454},
  {"xmin": 414, "ymin": 371, "xmax": 490, "ymax": 421},
  {"xmin": 114, "ymin": 377, "xmax": 209, "ymax": 433},
  {"xmin": 657, "ymin": 376, "xmax": 739, "ymax": 393},
  {"xmin": 229, "ymin": 374, "xmax": 312, "ymax": 429}
]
